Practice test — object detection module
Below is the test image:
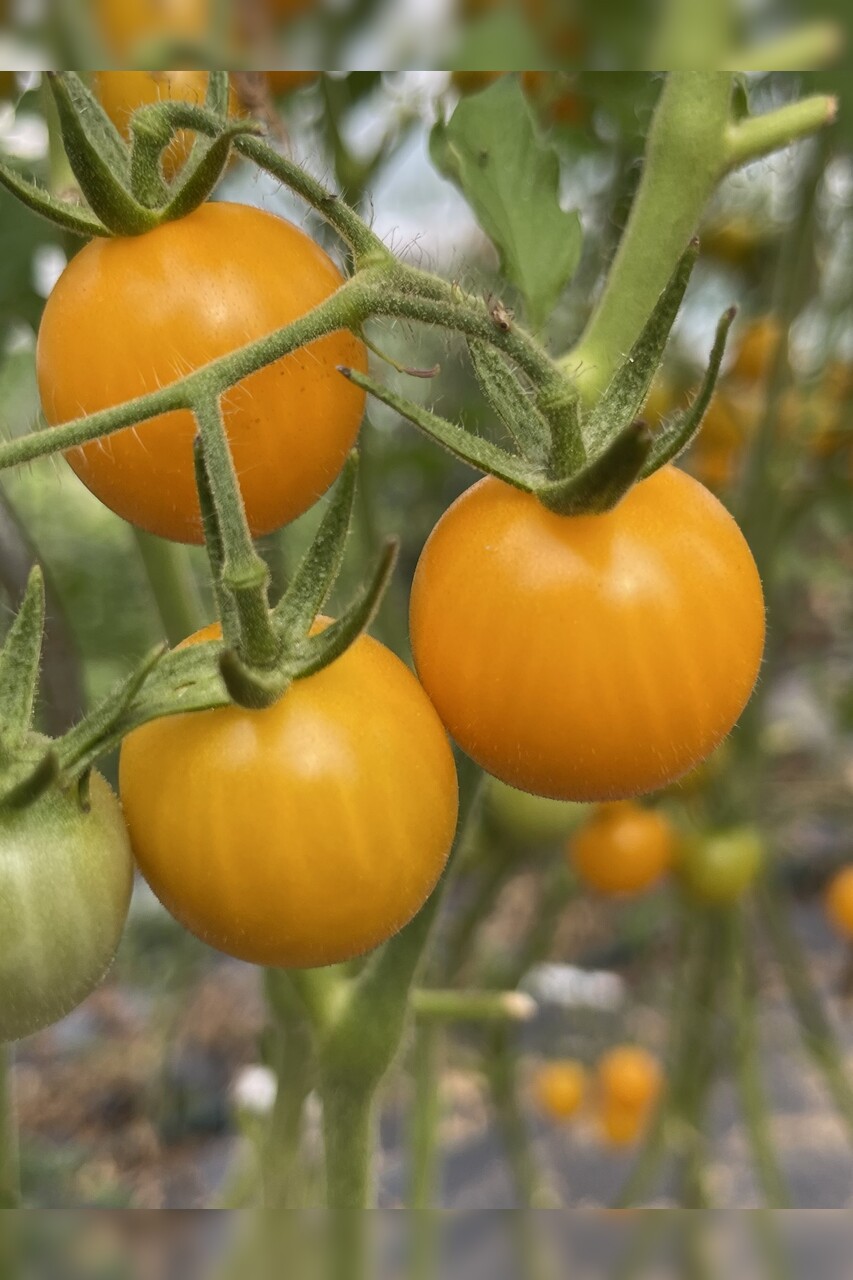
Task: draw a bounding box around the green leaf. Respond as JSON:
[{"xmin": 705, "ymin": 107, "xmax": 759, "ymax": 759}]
[
  {"xmin": 448, "ymin": 9, "xmax": 548, "ymax": 71},
  {"xmin": 429, "ymin": 76, "xmax": 581, "ymax": 329}
]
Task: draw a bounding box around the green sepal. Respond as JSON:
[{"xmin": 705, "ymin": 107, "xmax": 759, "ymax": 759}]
[
  {"xmin": 0, "ymin": 567, "xmax": 45, "ymax": 748},
  {"xmin": 0, "ymin": 158, "xmax": 110, "ymax": 237},
  {"xmin": 159, "ymin": 118, "xmax": 264, "ymax": 224},
  {"xmin": 273, "ymin": 453, "xmax": 358, "ymax": 641},
  {"xmin": 640, "ymin": 307, "xmax": 737, "ymax": 478},
  {"xmin": 218, "ymin": 650, "xmax": 291, "ymax": 711},
  {"xmin": 205, "ymin": 70, "xmax": 232, "ymax": 120},
  {"xmin": 287, "ymin": 539, "xmax": 399, "ymax": 680},
  {"xmin": 0, "ymin": 747, "xmax": 59, "ymax": 811},
  {"xmin": 543, "ymin": 384, "xmax": 585, "ymax": 477},
  {"xmin": 467, "ymin": 339, "xmax": 551, "ymax": 462},
  {"xmin": 50, "ymin": 72, "xmax": 131, "ymax": 182},
  {"xmin": 58, "ymin": 644, "xmax": 165, "ymax": 778},
  {"xmin": 537, "ymin": 420, "xmax": 653, "ymax": 516},
  {"xmin": 582, "ymin": 241, "xmax": 699, "ymax": 456},
  {"xmin": 129, "ymin": 111, "xmax": 173, "ymax": 208},
  {"xmin": 48, "ymin": 73, "xmax": 159, "ymax": 235},
  {"xmin": 339, "ymin": 367, "xmax": 541, "ymax": 492}
]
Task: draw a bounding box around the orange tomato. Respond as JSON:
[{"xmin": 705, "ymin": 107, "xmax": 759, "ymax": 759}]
[
  {"xmin": 410, "ymin": 467, "xmax": 765, "ymax": 802},
  {"xmin": 598, "ymin": 1046, "xmax": 662, "ymax": 1109},
  {"xmin": 91, "ymin": 0, "xmax": 215, "ymax": 55},
  {"xmin": 94, "ymin": 71, "xmax": 240, "ymax": 181},
  {"xmin": 533, "ymin": 1060, "xmax": 586, "ymax": 1120},
  {"xmin": 729, "ymin": 317, "xmax": 784, "ymax": 384},
  {"xmin": 825, "ymin": 867, "xmax": 853, "ymax": 939},
  {"xmin": 37, "ymin": 202, "xmax": 367, "ymax": 543},
  {"xmin": 569, "ymin": 802, "xmax": 675, "ymax": 896},
  {"xmin": 119, "ymin": 621, "xmax": 459, "ymax": 968}
]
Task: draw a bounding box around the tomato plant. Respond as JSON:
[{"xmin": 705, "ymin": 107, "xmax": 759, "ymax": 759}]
[
  {"xmin": 119, "ymin": 621, "xmax": 459, "ymax": 968},
  {"xmin": 677, "ymin": 827, "xmax": 764, "ymax": 905},
  {"xmin": 36, "ymin": 202, "xmax": 367, "ymax": 543},
  {"xmin": 569, "ymin": 802, "xmax": 675, "ymax": 896},
  {"xmin": 410, "ymin": 467, "xmax": 765, "ymax": 802},
  {"xmin": 596, "ymin": 1046, "xmax": 662, "ymax": 1146},
  {"xmin": 0, "ymin": 773, "xmax": 133, "ymax": 1042}
]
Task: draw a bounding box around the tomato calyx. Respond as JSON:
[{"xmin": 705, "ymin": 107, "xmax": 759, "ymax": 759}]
[
  {"xmin": 344, "ymin": 242, "xmax": 737, "ymax": 517},
  {"xmin": 0, "ymin": 73, "xmax": 262, "ymax": 240}
]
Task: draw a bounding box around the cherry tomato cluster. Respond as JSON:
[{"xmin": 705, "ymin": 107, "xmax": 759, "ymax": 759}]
[
  {"xmin": 533, "ymin": 1045, "xmax": 663, "ymax": 1147},
  {"xmin": 2, "ymin": 71, "xmax": 768, "ymax": 1044}
]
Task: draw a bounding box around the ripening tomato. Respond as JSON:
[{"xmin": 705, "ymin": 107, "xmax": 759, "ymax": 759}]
[
  {"xmin": 410, "ymin": 467, "xmax": 765, "ymax": 802},
  {"xmin": 92, "ymin": 0, "xmax": 216, "ymax": 54},
  {"xmin": 0, "ymin": 773, "xmax": 133, "ymax": 1042},
  {"xmin": 533, "ymin": 1060, "xmax": 586, "ymax": 1120},
  {"xmin": 596, "ymin": 1046, "xmax": 662, "ymax": 1145},
  {"xmin": 678, "ymin": 827, "xmax": 763, "ymax": 905},
  {"xmin": 119, "ymin": 620, "xmax": 458, "ymax": 968},
  {"xmin": 37, "ymin": 202, "xmax": 367, "ymax": 544},
  {"xmin": 569, "ymin": 802, "xmax": 675, "ymax": 896},
  {"xmin": 94, "ymin": 71, "xmax": 241, "ymax": 181},
  {"xmin": 825, "ymin": 866, "xmax": 853, "ymax": 938},
  {"xmin": 600, "ymin": 1101, "xmax": 648, "ymax": 1146},
  {"xmin": 487, "ymin": 777, "xmax": 587, "ymax": 846}
]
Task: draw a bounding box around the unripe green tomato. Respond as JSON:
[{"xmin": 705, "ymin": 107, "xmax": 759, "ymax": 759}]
[
  {"xmin": 487, "ymin": 777, "xmax": 588, "ymax": 846},
  {"xmin": 0, "ymin": 773, "xmax": 134, "ymax": 1042},
  {"xmin": 678, "ymin": 827, "xmax": 764, "ymax": 905}
]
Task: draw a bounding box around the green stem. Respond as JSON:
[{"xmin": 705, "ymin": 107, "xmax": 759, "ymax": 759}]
[
  {"xmin": 724, "ymin": 96, "xmax": 838, "ymax": 169},
  {"xmin": 759, "ymin": 881, "xmax": 853, "ymax": 1142},
  {"xmin": 0, "ymin": 1045, "xmax": 19, "ymax": 1209},
  {"xmin": 564, "ymin": 73, "xmax": 733, "ymax": 402},
  {"xmin": 191, "ymin": 391, "xmax": 278, "ymax": 669},
  {"xmin": 413, "ymin": 989, "xmax": 534, "ymax": 1023},
  {"xmin": 132, "ymin": 530, "xmax": 205, "ymax": 647},
  {"xmin": 260, "ymin": 971, "xmax": 316, "ymax": 1209},
  {"xmin": 0, "ymin": 282, "xmax": 369, "ymax": 473},
  {"xmin": 317, "ymin": 763, "xmax": 484, "ymax": 1212},
  {"xmin": 321, "ymin": 1085, "xmax": 375, "ymax": 1212},
  {"xmin": 728, "ymin": 909, "xmax": 790, "ymax": 1208},
  {"xmin": 409, "ymin": 1021, "xmax": 441, "ymax": 1211}
]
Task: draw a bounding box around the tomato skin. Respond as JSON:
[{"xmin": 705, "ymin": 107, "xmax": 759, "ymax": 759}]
[
  {"xmin": 825, "ymin": 867, "xmax": 853, "ymax": 938},
  {"xmin": 678, "ymin": 827, "xmax": 763, "ymax": 905},
  {"xmin": 0, "ymin": 773, "xmax": 133, "ymax": 1042},
  {"xmin": 94, "ymin": 72, "xmax": 240, "ymax": 181},
  {"xmin": 410, "ymin": 468, "xmax": 765, "ymax": 802},
  {"xmin": 533, "ymin": 1060, "xmax": 586, "ymax": 1120},
  {"xmin": 569, "ymin": 802, "xmax": 674, "ymax": 896},
  {"xmin": 118, "ymin": 621, "xmax": 458, "ymax": 968},
  {"xmin": 36, "ymin": 202, "xmax": 367, "ymax": 544}
]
